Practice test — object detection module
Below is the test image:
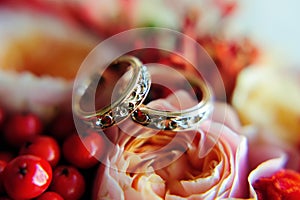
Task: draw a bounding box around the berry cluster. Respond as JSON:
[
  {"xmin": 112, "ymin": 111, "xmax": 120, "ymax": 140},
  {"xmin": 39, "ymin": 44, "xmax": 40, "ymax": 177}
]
[{"xmin": 0, "ymin": 106, "xmax": 106, "ymax": 200}]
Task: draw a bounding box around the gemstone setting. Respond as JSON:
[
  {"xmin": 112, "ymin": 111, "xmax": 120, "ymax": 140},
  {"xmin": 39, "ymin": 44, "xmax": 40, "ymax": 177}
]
[
  {"xmin": 91, "ymin": 65, "xmax": 151, "ymax": 129},
  {"xmin": 131, "ymin": 103, "xmax": 213, "ymax": 131}
]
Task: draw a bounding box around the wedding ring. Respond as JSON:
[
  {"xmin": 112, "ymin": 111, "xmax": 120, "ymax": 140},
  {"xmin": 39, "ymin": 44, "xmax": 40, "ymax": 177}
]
[
  {"xmin": 73, "ymin": 55, "xmax": 213, "ymax": 131},
  {"xmin": 73, "ymin": 55, "xmax": 151, "ymax": 129},
  {"xmin": 131, "ymin": 65, "xmax": 213, "ymax": 131}
]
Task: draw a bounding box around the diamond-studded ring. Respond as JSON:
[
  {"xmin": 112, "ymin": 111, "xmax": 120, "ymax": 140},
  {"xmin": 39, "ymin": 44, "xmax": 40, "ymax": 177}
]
[
  {"xmin": 131, "ymin": 65, "xmax": 214, "ymax": 131},
  {"xmin": 73, "ymin": 55, "xmax": 151, "ymax": 129}
]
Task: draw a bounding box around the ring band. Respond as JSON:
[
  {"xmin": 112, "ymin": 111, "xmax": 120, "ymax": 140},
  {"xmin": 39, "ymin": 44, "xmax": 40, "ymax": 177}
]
[
  {"xmin": 73, "ymin": 56, "xmax": 213, "ymax": 131},
  {"xmin": 73, "ymin": 55, "xmax": 151, "ymax": 129},
  {"xmin": 131, "ymin": 65, "xmax": 213, "ymax": 131}
]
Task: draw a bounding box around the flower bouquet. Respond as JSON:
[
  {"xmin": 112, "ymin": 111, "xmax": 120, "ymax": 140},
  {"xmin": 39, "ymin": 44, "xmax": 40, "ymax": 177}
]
[{"xmin": 0, "ymin": 1, "xmax": 299, "ymax": 200}]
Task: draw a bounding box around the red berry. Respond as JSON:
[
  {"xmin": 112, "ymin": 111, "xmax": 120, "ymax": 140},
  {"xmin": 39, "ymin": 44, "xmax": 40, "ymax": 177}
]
[
  {"xmin": 4, "ymin": 113, "xmax": 43, "ymax": 147},
  {"xmin": 0, "ymin": 152, "xmax": 14, "ymax": 163},
  {"xmin": 19, "ymin": 135, "xmax": 61, "ymax": 167},
  {"xmin": 63, "ymin": 131, "xmax": 105, "ymax": 168},
  {"xmin": 50, "ymin": 165, "xmax": 85, "ymax": 200},
  {"xmin": 36, "ymin": 191, "xmax": 63, "ymax": 200},
  {"xmin": 50, "ymin": 112, "xmax": 75, "ymax": 141},
  {"xmin": 0, "ymin": 160, "xmax": 7, "ymax": 194},
  {"xmin": 3, "ymin": 155, "xmax": 52, "ymax": 199}
]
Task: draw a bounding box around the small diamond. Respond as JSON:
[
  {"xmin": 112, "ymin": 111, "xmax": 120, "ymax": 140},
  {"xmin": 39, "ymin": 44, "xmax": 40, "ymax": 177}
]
[
  {"xmin": 115, "ymin": 105, "xmax": 129, "ymax": 117},
  {"xmin": 192, "ymin": 115, "xmax": 202, "ymax": 123},
  {"xmin": 95, "ymin": 119, "xmax": 101, "ymax": 126},
  {"xmin": 95, "ymin": 115, "xmax": 113, "ymax": 127},
  {"xmin": 135, "ymin": 84, "xmax": 142, "ymax": 94},
  {"xmin": 119, "ymin": 107, "xmax": 129, "ymax": 117},
  {"xmin": 152, "ymin": 117, "xmax": 167, "ymax": 130},
  {"xmin": 173, "ymin": 117, "xmax": 191, "ymax": 129}
]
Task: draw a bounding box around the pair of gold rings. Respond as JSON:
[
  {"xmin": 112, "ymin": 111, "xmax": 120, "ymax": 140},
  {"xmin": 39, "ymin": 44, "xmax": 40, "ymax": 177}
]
[{"xmin": 73, "ymin": 55, "xmax": 213, "ymax": 131}]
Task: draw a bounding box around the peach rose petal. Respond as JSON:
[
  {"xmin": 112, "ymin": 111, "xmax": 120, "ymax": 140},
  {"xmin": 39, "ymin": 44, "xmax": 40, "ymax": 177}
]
[
  {"xmin": 94, "ymin": 91, "xmax": 249, "ymax": 200},
  {"xmin": 248, "ymin": 148, "xmax": 287, "ymax": 199}
]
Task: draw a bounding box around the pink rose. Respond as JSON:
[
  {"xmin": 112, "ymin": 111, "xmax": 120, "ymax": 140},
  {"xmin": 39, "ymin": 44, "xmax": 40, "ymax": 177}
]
[
  {"xmin": 93, "ymin": 91, "xmax": 249, "ymax": 199},
  {"xmin": 244, "ymin": 114, "xmax": 300, "ymax": 199}
]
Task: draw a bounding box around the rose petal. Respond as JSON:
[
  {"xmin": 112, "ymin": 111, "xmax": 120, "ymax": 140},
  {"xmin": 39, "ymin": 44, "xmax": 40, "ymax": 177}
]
[
  {"xmin": 248, "ymin": 148, "xmax": 287, "ymax": 199},
  {"xmin": 95, "ymin": 91, "xmax": 249, "ymax": 199}
]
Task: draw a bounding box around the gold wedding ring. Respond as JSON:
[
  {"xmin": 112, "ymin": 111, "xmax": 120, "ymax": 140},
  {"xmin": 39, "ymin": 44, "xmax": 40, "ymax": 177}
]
[
  {"xmin": 73, "ymin": 55, "xmax": 151, "ymax": 129},
  {"xmin": 73, "ymin": 55, "xmax": 213, "ymax": 131},
  {"xmin": 131, "ymin": 65, "xmax": 213, "ymax": 131}
]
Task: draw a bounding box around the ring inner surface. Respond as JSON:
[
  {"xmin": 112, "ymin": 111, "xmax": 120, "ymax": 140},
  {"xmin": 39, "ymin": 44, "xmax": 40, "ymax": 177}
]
[
  {"xmin": 144, "ymin": 64, "xmax": 205, "ymax": 112},
  {"xmin": 79, "ymin": 60, "xmax": 133, "ymax": 114}
]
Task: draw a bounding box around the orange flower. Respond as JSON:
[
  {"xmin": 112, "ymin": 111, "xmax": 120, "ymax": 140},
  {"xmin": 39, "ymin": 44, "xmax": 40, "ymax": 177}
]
[{"xmin": 253, "ymin": 169, "xmax": 300, "ymax": 200}]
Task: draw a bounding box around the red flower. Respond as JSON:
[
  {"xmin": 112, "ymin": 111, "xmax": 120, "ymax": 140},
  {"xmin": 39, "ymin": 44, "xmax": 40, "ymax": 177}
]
[
  {"xmin": 253, "ymin": 169, "xmax": 300, "ymax": 200},
  {"xmin": 213, "ymin": 0, "xmax": 237, "ymax": 17}
]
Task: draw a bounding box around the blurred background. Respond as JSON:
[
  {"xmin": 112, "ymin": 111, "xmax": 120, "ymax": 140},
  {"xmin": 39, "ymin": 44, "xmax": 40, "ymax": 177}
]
[
  {"xmin": 227, "ymin": 0, "xmax": 300, "ymax": 67},
  {"xmin": 0, "ymin": 1, "xmax": 300, "ymax": 199}
]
